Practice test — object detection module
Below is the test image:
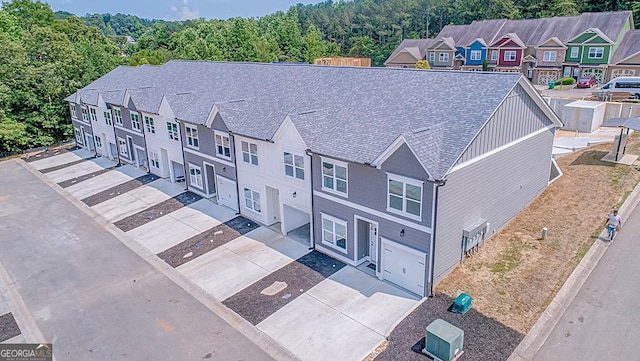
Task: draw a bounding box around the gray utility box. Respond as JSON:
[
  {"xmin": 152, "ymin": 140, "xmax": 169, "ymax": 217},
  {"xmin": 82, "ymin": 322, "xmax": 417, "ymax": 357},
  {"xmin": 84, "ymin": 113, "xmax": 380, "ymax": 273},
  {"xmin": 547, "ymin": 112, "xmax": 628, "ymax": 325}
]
[{"xmin": 425, "ymin": 319, "xmax": 464, "ymax": 361}]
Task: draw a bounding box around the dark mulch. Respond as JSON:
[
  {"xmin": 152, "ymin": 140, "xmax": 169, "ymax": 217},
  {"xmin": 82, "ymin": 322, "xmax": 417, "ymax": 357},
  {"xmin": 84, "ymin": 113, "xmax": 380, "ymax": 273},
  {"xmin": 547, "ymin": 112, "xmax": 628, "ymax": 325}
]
[
  {"xmin": 375, "ymin": 293, "xmax": 524, "ymax": 361},
  {"xmin": 0, "ymin": 313, "xmax": 21, "ymax": 342},
  {"xmin": 39, "ymin": 157, "xmax": 95, "ymax": 174},
  {"xmin": 81, "ymin": 174, "xmax": 159, "ymax": 207},
  {"xmin": 222, "ymin": 251, "xmax": 345, "ymax": 325},
  {"xmin": 57, "ymin": 167, "xmax": 116, "ymax": 188},
  {"xmin": 157, "ymin": 216, "xmax": 259, "ymax": 268},
  {"xmin": 114, "ymin": 191, "xmax": 203, "ymax": 232},
  {"xmin": 22, "ymin": 148, "xmax": 72, "ymax": 162}
]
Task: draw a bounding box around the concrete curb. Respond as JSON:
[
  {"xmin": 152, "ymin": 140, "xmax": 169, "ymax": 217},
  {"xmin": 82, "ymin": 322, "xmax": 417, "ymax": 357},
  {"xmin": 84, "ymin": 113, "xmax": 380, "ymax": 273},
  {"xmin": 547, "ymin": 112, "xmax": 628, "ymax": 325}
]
[
  {"xmin": 17, "ymin": 159, "xmax": 300, "ymax": 361},
  {"xmin": 508, "ymin": 179, "xmax": 640, "ymax": 361}
]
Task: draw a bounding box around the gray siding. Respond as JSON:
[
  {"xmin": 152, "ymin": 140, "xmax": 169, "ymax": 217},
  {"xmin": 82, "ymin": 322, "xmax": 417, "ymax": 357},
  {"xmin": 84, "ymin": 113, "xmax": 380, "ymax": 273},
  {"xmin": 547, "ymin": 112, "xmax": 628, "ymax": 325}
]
[
  {"xmin": 183, "ymin": 151, "xmax": 236, "ymax": 193},
  {"xmin": 433, "ymin": 128, "xmax": 555, "ymax": 284},
  {"xmin": 119, "ymin": 107, "xmax": 135, "ymax": 131},
  {"xmin": 456, "ymin": 84, "xmax": 554, "ymax": 165},
  {"xmin": 69, "ymin": 103, "xmax": 82, "ymax": 120},
  {"xmin": 312, "ymin": 143, "xmax": 434, "ymax": 228},
  {"xmin": 313, "ymin": 196, "xmax": 432, "ymax": 262},
  {"xmin": 114, "ymin": 128, "xmax": 145, "ymax": 148},
  {"xmin": 181, "ymin": 122, "xmax": 236, "ymax": 163}
]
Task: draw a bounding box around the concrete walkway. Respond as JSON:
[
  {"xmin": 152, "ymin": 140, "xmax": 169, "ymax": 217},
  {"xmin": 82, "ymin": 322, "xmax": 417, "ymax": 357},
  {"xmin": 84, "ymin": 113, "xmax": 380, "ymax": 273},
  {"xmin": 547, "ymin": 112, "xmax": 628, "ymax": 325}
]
[{"xmin": 20, "ymin": 149, "xmax": 421, "ymax": 361}]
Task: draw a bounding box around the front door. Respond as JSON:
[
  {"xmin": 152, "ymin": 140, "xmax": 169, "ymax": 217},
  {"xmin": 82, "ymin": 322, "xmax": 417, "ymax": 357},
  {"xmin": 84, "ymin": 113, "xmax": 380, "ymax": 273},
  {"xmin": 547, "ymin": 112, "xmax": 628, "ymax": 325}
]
[
  {"xmin": 369, "ymin": 223, "xmax": 379, "ymax": 266},
  {"xmin": 127, "ymin": 136, "xmax": 135, "ymax": 163}
]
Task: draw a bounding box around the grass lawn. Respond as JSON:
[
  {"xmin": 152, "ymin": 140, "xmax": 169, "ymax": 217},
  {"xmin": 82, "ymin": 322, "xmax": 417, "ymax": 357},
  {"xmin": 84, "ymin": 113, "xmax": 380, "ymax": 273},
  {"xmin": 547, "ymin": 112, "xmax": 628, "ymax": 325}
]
[{"xmin": 436, "ymin": 134, "xmax": 640, "ymax": 334}]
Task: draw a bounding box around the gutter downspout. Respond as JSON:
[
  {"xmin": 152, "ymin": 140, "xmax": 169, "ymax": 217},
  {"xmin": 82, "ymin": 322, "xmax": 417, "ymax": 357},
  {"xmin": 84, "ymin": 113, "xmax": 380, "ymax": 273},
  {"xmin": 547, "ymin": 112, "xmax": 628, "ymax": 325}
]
[
  {"xmin": 228, "ymin": 131, "xmax": 242, "ymax": 215},
  {"xmin": 305, "ymin": 149, "xmax": 316, "ymax": 250},
  {"xmin": 176, "ymin": 119, "xmax": 188, "ymax": 188},
  {"xmin": 110, "ymin": 108, "xmax": 121, "ymax": 166},
  {"xmin": 139, "ymin": 113, "xmax": 151, "ymax": 174},
  {"xmin": 428, "ymin": 178, "xmax": 447, "ymax": 297}
]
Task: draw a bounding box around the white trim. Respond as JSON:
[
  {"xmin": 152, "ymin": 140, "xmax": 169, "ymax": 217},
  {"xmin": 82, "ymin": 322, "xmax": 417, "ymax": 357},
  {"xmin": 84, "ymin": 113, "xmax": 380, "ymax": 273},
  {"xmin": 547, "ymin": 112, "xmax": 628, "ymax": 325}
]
[
  {"xmin": 283, "ymin": 151, "xmax": 305, "ymax": 181},
  {"xmin": 243, "ymin": 186, "xmax": 262, "ymax": 214},
  {"xmin": 320, "ymin": 157, "xmax": 348, "ymax": 197},
  {"xmin": 386, "ymin": 173, "xmax": 424, "ymax": 221},
  {"xmin": 314, "ymin": 190, "xmax": 432, "ymax": 234},
  {"xmin": 380, "ymin": 237, "xmax": 427, "ymax": 296},
  {"xmin": 371, "ymin": 135, "xmax": 434, "ymax": 180},
  {"xmin": 114, "ymin": 124, "xmax": 144, "ymax": 137},
  {"xmin": 214, "ymin": 130, "xmax": 232, "ymax": 160},
  {"xmin": 549, "ymin": 158, "xmax": 563, "ymax": 185},
  {"xmin": 449, "ymin": 124, "xmax": 555, "ymax": 174},
  {"xmin": 204, "ymin": 105, "xmax": 219, "ymax": 128},
  {"xmin": 320, "ymin": 213, "xmax": 348, "ymax": 254},
  {"xmin": 184, "ymin": 124, "xmax": 200, "ymax": 150},
  {"xmin": 188, "ymin": 163, "xmax": 203, "ymax": 190},
  {"xmin": 428, "ymin": 182, "xmax": 437, "ymax": 295},
  {"xmin": 183, "ymin": 147, "xmax": 235, "ymax": 168},
  {"xmin": 130, "ymin": 111, "xmax": 142, "ymax": 132},
  {"xmin": 570, "ymin": 46, "xmax": 579, "ymax": 58},
  {"xmin": 354, "ymin": 215, "xmax": 379, "ymax": 271},
  {"xmin": 202, "ymin": 161, "xmax": 217, "ymax": 196},
  {"xmin": 615, "ymin": 51, "xmax": 640, "ymax": 65},
  {"xmin": 240, "ymin": 140, "xmax": 259, "ymax": 166}
]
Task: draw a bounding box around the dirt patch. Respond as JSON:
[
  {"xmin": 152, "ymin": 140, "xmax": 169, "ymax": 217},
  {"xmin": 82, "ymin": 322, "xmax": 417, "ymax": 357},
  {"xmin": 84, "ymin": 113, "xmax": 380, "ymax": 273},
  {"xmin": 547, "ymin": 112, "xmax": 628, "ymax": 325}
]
[{"xmin": 436, "ymin": 137, "xmax": 640, "ymax": 334}]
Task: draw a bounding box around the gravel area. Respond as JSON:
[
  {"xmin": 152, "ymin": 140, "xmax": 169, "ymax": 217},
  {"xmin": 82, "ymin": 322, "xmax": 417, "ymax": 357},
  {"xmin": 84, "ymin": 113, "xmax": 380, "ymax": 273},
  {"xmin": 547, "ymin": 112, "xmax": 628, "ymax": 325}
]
[
  {"xmin": 57, "ymin": 167, "xmax": 116, "ymax": 188},
  {"xmin": 39, "ymin": 156, "xmax": 95, "ymax": 174},
  {"xmin": 81, "ymin": 174, "xmax": 159, "ymax": 207},
  {"xmin": 375, "ymin": 293, "xmax": 523, "ymax": 361},
  {"xmin": 157, "ymin": 216, "xmax": 259, "ymax": 268},
  {"xmin": 114, "ymin": 191, "xmax": 203, "ymax": 232},
  {"xmin": 222, "ymin": 251, "xmax": 345, "ymax": 325},
  {"xmin": 22, "ymin": 147, "xmax": 72, "ymax": 162},
  {"xmin": 0, "ymin": 313, "xmax": 21, "ymax": 342}
]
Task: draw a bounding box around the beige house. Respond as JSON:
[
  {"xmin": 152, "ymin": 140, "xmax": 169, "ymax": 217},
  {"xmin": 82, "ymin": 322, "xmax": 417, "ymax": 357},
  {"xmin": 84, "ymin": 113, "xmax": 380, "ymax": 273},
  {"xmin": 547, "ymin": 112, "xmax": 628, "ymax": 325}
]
[
  {"xmin": 384, "ymin": 39, "xmax": 435, "ymax": 68},
  {"xmin": 607, "ymin": 30, "xmax": 640, "ymax": 79},
  {"xmin": 426, "ymin": 37, "xmax": 458, "ymax": 69}
]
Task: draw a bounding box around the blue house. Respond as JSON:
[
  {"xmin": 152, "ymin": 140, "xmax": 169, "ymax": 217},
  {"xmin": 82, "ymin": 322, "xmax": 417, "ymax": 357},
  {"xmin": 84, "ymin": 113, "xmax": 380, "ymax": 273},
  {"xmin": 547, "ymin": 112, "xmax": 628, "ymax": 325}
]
[{"xmin": 464, "ymin": 38, "xmax": 489, "ymax": 70}]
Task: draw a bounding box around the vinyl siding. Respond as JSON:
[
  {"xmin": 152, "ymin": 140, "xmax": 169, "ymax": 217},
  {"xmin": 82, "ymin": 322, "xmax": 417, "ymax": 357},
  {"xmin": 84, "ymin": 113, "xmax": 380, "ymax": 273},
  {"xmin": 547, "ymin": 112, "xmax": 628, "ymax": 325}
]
[
  {"xmin": 456, "ymin": 84, "xmax": 554, "ymax": 165},
  {"xmin": 433, "ymin": 128, "xmax": 554, "ymax": 284},
  {"xmin": 183, "ymin": 151, "xmax": 236, "ymax": 194}
]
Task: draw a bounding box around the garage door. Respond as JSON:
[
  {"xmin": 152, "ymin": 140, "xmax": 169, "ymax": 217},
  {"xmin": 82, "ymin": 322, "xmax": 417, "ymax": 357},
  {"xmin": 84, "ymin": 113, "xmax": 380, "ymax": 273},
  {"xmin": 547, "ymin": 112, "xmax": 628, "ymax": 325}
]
[
  {"xmin": 381, "ymin": 238, "xmax": 426, "ymax": 296},
  {"xmin": 216, "ymin": 175, "xmax": 238, "ymax": 211}
]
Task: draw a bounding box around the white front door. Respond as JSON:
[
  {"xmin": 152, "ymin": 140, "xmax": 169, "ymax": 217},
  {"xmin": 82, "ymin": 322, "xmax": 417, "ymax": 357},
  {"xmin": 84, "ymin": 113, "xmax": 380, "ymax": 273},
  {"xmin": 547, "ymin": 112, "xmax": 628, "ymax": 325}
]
[{"xmin": 369, "ymin": 223, "xmax": 378, "ymax": 265}]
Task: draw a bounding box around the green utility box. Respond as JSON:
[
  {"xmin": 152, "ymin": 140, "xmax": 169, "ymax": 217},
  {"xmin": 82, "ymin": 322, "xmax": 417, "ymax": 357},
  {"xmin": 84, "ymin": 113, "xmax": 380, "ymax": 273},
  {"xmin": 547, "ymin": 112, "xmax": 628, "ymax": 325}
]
[
  {"xmin": 548, "ymin": 81, "xmax": 556, "ymax": 89},
  {"xmin": 452, "ymin": 293, "xmax": 472, "ymax": 314},
  {"xmin": 425, "ymin": 319, "xmax": 464, "ymax": 361}
]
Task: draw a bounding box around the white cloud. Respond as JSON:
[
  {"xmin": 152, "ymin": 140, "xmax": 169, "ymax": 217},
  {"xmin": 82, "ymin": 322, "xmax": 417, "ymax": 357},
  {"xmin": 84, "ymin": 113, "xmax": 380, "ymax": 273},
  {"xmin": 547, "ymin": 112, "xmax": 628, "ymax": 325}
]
[
  {"xmin": 179, "ymin": 6, "xmax": 199, "ymax": 20},
  {"xmin": 170, "ymin": 5, "xmax": 177, "ymax": 12},
  {"xmin": 183, "ymin": 0, "xmax": 188, "ymax": 5}
]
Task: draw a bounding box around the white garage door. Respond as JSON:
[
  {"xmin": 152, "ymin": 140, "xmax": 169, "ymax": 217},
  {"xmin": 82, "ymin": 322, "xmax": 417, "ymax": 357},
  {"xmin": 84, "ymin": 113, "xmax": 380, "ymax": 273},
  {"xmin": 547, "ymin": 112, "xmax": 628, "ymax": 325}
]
[
  {"xmin": 216, "ymin": 175, "xmax": 238, "ymax": 211},
  {"xmin": 381, "ymin": 238, "xmax": 426, "ymax": 296}
]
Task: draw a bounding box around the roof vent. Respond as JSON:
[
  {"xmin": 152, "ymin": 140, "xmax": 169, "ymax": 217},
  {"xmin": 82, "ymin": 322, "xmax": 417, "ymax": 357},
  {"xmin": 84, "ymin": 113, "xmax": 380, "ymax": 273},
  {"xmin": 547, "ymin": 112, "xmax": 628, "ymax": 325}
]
[
  {"xmin": 228, "ymin": 99, "xmax": 245, "ymax": 103},
  {"xmin": 413, "ymin": 126, "xmax": 432, "ymax": 134},
  {"xmin": 176, "ymin": 92, "xmax": 192, "ymax": 95},
  {"xmin": 298, "ymin": 110, "xmax": 316, "ymax": 115}
]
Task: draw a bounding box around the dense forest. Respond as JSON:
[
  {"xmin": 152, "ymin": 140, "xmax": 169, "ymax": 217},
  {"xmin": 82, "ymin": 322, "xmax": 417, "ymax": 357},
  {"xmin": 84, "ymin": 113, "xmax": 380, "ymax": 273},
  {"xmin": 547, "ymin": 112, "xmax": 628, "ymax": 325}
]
[{"xmin": 1, "ymin": 0, "xmax": 638, "ymax": 152}]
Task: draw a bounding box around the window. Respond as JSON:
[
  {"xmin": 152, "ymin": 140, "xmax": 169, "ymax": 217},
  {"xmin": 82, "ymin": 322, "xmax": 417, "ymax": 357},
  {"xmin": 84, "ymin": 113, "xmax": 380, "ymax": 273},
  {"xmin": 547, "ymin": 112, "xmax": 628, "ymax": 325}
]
[
  {"xmin": 185, "ymin": 125, "xmax": 199, "ymax": 148},
  {"xmin": 322, "ymin": 159, "xmax": 347, "ymax": 195},
  {"xmin": 244, "ymin": 187, "xmax": 261, "ymax": 213},
  {"xmin": 144, "ymin": 116, "xmax": 155, "ymax": 133},
  {"xmin": 428, "ymin": 52, "xmax": 435, "ymax": 62},
  {"xmin": 70, "ymin": 104, "xmax": 77, "ymax": 118},
  {"xmin": 504, "ymin": 51, "xmax": 516, "ymax": 61},
  {"xmin": 321, "ymin": 214, "xmax": 347, "ymax": 252},
  {"xmin": 150, "ymin": 151, "xmax": 160, "ymax": 169},
  {"xmin": 94, "ymin": 135, "xmax": 102, "ymax": 149},
  {"xmin": 491, "ymin": 50, "xmax": 498, "ymax": 60},
  {"xmin": 543, "ymin": 51, "xmax": 557, "ymax": 62},
  {"xmin": 81, "ymin": 108, "xmax": 89, "ymax": 122},
  {"xmin": 284, "ymin": 152, "xmax": 304, "ymax": 180},
  {"xmin": 131, "ymin": 113, "xmax": 141, "ymax": 131},
  {"xmin": 104, "ymin": 111, "xmax": 112, "ymax": 126},
  {"xmin": 215, "ymin": 133, "xmax": 231, "ymax": 158},
  {"xmin": 241, "ymin": 141, "xmax": 258, "ymax": 165},
  {"xmin": 118, "ymin": 138, "xmax": 128, "ymax": 157},
  {"xmin": 588, "ymin": 47, "xmax": 604, "ymax": 59},
  {"xmin": 470, "ymin": 50, "xmax": 481, "ymax": 60},
  {"xmin": 167, "ymin": 122, "xmax": 179, "ymax": 141},
  {"xmin": 570, "ymin": 47, "xmax": 579, "ymax": 58},
  {"xmin": 438, "ymin": 52, "xmax": 449, "ymax": 62},
  {"xmin": 74, "ymin": 128, "xmax": 83, "ymax": 145},
  {"xmin": 387, "ymin": 174, "xmax": 423, "ymax": 219},
  {"xmin": 89, "ymin": 107, "xmax": 97, "ymax": 122},
  {"xmin": 113, "ymin": 108, "xmax": 123, "ymax": 125},
  {"xmin": 189, "ymin": 164, "xmax": 203, "ymax": 189}
]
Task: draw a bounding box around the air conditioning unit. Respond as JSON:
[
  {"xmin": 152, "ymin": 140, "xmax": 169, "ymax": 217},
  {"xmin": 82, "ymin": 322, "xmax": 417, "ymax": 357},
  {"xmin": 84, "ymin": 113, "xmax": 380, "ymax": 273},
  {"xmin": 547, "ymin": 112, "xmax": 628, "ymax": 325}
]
[{"xmin": 424, "ymin": 319, "xmax": 464, "ymax": 361}]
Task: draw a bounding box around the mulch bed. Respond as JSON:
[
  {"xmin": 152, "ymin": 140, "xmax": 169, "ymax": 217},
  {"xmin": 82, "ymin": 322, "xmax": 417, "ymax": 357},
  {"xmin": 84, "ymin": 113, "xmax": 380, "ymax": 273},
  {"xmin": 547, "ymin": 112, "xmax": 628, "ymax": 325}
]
[
  {"xmin": 0, "ymin": 313, "xmax": 21, "ymax": 342},
  {"xmin": 22, "ymin": 147, "xmax": 73, "ymax": 163},
  {"xmin": 57, "ymin": 167, "xmax": 116, "ymax": 188},
  {"xmin": 114, "ymin": 191, "xmax": 203, "ymax": 232},
  {"xmin": 157, "ymin": 216, "xmax": 259, "ymax": 268},
  {"xmin": 39, "ymin": 157, "xmax": 95, "ymax": 174},
  {"xmin": 222, "ymin": 251, "xmax": 345, "ymax": 325},
  {"xmin": 375, "ymin": 293, "xmax": 523, "ymax": 361},
  {"xmin": 81, "ymin": 174, "xmax": 159, "ymax": 207}
]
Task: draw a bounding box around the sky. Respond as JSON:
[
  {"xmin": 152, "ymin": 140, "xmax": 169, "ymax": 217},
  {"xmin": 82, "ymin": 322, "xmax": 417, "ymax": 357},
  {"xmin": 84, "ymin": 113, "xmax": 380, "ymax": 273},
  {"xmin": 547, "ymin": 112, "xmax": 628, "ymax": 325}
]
[{"xmin": 46, "ymin": 0, "xmax": 326, "ymax": 21}]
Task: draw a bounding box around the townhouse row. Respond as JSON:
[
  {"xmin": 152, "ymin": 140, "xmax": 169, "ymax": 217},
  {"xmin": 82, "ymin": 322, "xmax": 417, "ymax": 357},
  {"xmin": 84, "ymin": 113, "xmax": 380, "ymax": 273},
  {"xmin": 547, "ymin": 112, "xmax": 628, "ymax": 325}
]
[
  {"xmin": 67, "ymin": 61, "xmax": 562, "ymax": 297},
  {"xmin": 385, "ymin": 11, "xmax": 640, "ymax": 85}
]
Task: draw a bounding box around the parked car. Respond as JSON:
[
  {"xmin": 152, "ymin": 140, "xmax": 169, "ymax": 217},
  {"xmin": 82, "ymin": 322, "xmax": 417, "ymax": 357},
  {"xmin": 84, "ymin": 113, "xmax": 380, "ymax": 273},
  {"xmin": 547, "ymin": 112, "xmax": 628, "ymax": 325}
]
[{"xmin": 576, "ymin": 76, "xmax": 597, "ymax": 88}]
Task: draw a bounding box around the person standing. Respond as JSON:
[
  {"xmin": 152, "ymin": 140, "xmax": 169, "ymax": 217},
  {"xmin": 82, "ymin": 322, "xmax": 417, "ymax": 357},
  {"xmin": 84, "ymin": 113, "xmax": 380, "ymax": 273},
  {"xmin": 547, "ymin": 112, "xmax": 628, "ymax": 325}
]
[{"xmin": 607, "ymin": 210, "xmax": 622, "ymax": 241}]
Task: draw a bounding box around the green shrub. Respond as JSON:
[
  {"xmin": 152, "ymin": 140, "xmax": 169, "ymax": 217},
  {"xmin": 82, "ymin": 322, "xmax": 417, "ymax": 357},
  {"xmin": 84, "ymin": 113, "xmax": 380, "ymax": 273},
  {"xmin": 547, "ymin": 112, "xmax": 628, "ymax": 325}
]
[{"xmin": 558, "ymin": 77, "xmax": 576, "ymax": 85}]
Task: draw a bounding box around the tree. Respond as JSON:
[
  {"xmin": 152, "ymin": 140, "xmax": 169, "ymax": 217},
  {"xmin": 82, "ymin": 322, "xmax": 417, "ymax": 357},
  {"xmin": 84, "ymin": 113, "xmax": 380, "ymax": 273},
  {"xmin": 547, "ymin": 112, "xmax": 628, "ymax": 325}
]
[{"xmin": 415, "ymin": 60, "xmax": 431, "ymax": 69}]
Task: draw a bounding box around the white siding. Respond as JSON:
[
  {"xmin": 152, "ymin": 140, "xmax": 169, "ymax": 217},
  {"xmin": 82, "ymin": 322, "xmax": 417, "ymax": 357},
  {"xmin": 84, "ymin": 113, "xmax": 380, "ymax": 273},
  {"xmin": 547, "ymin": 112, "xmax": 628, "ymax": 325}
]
[{"xmin": 143, "ymin": 98, "xmax": 183, "ymax": 180}]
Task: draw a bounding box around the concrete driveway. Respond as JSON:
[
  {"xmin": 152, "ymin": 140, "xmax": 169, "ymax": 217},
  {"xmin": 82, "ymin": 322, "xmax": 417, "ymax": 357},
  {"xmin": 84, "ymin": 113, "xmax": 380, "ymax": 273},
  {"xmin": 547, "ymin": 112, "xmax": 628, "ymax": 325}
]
[{"xmin": 21, "ymin": 149, "xmax": 421, "ymax": 361}]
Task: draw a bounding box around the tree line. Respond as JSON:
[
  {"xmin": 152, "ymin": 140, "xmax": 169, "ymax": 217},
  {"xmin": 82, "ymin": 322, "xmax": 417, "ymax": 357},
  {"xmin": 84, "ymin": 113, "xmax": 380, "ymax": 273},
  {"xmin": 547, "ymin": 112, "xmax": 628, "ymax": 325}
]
[{"xmin": 1, "ymin": 0, "xmax": 638, "ymax": 152}]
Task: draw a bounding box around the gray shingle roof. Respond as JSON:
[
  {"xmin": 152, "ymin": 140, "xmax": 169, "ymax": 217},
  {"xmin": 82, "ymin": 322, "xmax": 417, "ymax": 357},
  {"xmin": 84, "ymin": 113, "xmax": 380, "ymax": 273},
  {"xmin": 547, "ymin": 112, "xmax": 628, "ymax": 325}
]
[
  {"xmin": 68, "ymin": 60, "xmax": 529, "ymax": 180},
  {"xmin": 384, "ymin": 39, "xmax": 436, "ymax": 65},
  {"xmin": 611, "ymin": 30, "xmax": 640, "ymax": 64}
]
